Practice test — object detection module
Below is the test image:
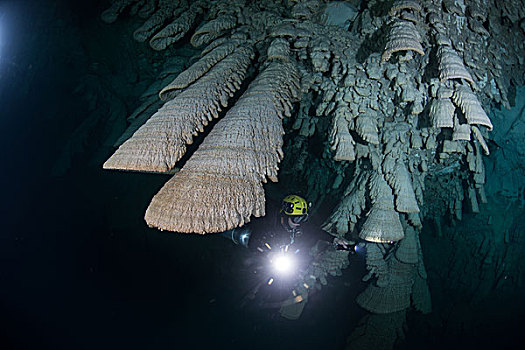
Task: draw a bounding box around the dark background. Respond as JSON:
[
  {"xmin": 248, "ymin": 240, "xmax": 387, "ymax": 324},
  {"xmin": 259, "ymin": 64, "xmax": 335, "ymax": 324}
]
[{"xmin": 0, "ymin": 1, "xmax": 366, "ymax": 348}]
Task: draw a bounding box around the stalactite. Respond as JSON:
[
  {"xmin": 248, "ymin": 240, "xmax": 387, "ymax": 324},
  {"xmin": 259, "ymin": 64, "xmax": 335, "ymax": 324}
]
[{"xmin": 99, "ymin": 0, "xmax": 525, "ymax": 348}]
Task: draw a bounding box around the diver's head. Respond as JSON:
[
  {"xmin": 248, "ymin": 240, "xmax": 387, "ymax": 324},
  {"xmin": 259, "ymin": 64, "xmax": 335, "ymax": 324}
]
[{"xmin": 280, "ymin": 194, "xmax": 309, "ymax": 230}]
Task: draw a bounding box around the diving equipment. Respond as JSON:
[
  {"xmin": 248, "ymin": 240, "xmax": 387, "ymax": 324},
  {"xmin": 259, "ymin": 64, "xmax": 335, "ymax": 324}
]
[
  {"xmin": 220, "ymin": 227, "xmax": 251, "ymax": 247},
  {"xmin": 281, "ymin": 195, "xmax": 309, "ymax": 217}
]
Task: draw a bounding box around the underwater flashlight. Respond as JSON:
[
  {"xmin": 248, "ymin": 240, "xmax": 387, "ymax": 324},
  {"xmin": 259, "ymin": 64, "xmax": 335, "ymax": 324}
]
[
  {"xmin": 271, "ymin": 252, "xmax": 295, "ymax": 274},
  {"xmin": 354, "ymin": 242, "xmax": 365, "ymax": 255}
]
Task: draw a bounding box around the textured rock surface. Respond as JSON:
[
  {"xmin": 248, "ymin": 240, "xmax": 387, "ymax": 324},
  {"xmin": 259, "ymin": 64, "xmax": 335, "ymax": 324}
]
[
  {"xmin": 144, "ymin": 60, "xmax": 300, "ymax": 233},
  {"xmin": 97, "ymin": 0, "xmax": 525, "ymax": 348}
]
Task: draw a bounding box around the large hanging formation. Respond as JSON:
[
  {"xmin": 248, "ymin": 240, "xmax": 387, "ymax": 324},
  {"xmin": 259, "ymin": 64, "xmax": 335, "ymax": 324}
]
[{"xmin": 100, "ymin": 0, "xmax": 524, "ymax": 348}]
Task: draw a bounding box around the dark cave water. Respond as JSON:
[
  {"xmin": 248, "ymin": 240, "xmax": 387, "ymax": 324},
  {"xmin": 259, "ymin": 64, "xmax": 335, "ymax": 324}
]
[
  {"xmin": 1, "ymin": 1, "xmax": 524, "ymax": 349},
  {"xmin": 1, "ymin": 2, "xmax": 367, "ymax": 348}
]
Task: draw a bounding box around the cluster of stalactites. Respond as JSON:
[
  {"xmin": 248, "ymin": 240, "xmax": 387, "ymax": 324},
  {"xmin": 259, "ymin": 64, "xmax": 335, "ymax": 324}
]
[
  {"xmin": 101, "ymin": 0, "xmax": 243, "ymax": 51},
  {"xmin": 100, "ymin": 0, "xmax": 293, "ymax": 53},
  {"xmin": 428, "ymin": 38, "xmax": 493, "ymax": 154},
  {"xmin": 323, "ymin": 159, "xmax": 421, "ymax": 244},
  {"xmin": 103, "ymin": 43, "xmax": 254, "ymax": 173},
  {"xmin": 356, "ymin": 225, "xmax": 431, "ymax": 315},
  {"xmin": 423, "ymin": 7, "xmax": 493, "ymax": 220},
  {"xmin": 101, "ymin": 0, "xmax": 303, "ymax": 234},
  {"xmin": 433, "ymin": 0, "xmax": 525, "ymax": 109},
  {"xmin": 143, "ymin": 46, "xmax": 301, "ymax": 233}
]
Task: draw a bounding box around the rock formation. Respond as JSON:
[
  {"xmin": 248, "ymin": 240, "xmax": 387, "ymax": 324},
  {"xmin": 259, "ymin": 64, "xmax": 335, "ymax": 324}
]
[{"xmin": 100, "ymin": 0, "xmax": 525, "ymax": 348}]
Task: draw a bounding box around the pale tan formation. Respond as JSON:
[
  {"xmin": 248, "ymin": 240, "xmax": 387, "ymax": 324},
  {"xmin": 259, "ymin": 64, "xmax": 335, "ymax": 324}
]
[
  {"xmin": 103, "ymin": 46, "xmax": 254, "ymax": 173},
  {"xmin": 383, "ymin": 155, "xmax": 420, "ymax": 214},
  {"xmin": 359, "ymin": 173, "xmax": 405, "ymax": 243},
  {"xmin": 471, "ymin": 126, "xmax": 490, "ymax": 155},
  {"xmin": 267, "ymin": 38, "xmax": 291, "ymax": 62},
  {"xmin": 452, "ymin": 119, "xmax": 471, "ymax": 141},
  {"xmin": 452, "ymin": 86, "xmax": 494, "ymax": 130},
  {"xmin": 270, "ymin": 22, "xmax": 313, "ymax": 39},
  {"xmin": 355, "ymin": 212, "xmax": 429, "ymax": 319},
  {"xmin": 438, "ymin": 46, "xmax": 476, "ymax": 88},
  {"xmin": 150, "ymin": 5, "xmax": 203, "ymax": 51},
  {"xmin": 144, "ymin": 61, "xmax": 301, "ymax": 233},
  {"xmin": 322, "ymin": 171, "xmax": 369, "ymax": 235},
  {"xmin": 330, "ymin": 105, "xmax": 355, "ymax": 161},
  {"xmin": 362, "ymin": 243, "xmax": 390, "ymax": 287},
  {"xmin": 400, "ymin": 11, "xmax": 419, "ymax": 24},
  {"xmin": 356, "ymin": 254, "xmax": 414, "ymax": 314},
  {"xmin": 309, "ymin": 37, "xmax": 332, "ymax": 73},
  {"xmin": 429, "ymin": 98, "xmax": 455, "ymax": 128},
  {"xmin": 190, "ymin": 14, "xmax": 238, "ymax": 47},
  {"xmin": 159, "ymin": 39, "xmax": 244, "ymax": 101},
  {"xmin": 381, "ymin": 19, "xmax": 424, "ymax": 62},
  {"xmin": 133, "ymin": 0, "xmax": 182, "ymax": 43},
  {"xmin": 395, "ymin": 225, "xmax": 418, "ymax": 264},
  {"xmin": 355, "ymin": 114, "xmax": 380, "ymax": 145}
]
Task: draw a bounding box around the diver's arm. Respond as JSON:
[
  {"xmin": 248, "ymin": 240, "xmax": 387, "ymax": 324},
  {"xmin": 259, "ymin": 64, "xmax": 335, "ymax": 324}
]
[
  {"xmin": 308, "ymin": 225, "xmax": 356, "ymax": 251},
  {"xmin": 333, "ymin": 237, "xmax": 356, "ymax": 251}
]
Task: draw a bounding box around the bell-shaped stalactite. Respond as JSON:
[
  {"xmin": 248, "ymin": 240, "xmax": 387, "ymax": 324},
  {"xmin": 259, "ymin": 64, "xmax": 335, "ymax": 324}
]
[
  {"xmin": 359, "ymin": 173, "xmax": 405, "ymax": 243},
  {"xmin": 429, "ymin": 97, "xmax": 455, "ymax": 128},
  {"xmin": 381, "ymin": 19, "xmax": 424, "ymax": 62},
  {"xmin": 452, "ymin": 85, "xmax": 493, "ymax": 130},
  {"xmin": 437, "ymin": 45, "xmax": 476, "ymax": 88}
]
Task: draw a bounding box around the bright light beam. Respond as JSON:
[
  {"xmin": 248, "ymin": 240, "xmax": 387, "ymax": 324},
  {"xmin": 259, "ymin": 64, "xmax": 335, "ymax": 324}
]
[{"xmin": 272, "ymin": 254, "xmax": 295, "ymax": 274}]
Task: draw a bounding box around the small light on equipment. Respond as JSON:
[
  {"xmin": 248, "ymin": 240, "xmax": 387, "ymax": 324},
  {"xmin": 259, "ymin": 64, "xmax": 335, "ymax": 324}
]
[{"xmin": 355, "ymin": 242, "xmax": 365, "ymax": 255}]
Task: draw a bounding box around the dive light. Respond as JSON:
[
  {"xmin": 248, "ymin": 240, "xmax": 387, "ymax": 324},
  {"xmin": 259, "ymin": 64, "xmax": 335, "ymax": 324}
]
[
  {"xmin": 270, "ymin": 251, "xmax": 295, "ymax": 274},
  {"xmin": 220, "ymin": 227, "xmax": 251, "ymax": 247}
]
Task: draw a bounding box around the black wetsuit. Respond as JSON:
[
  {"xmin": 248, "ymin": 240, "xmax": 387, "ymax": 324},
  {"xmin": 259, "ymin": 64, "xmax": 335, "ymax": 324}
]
[
  {"xmin": 245, "ymin": 206, "xmax": 335, "ymax": 256},
  {"xmin": 220, "ymin": 206, "xmax": 344, "ymax": 308}
]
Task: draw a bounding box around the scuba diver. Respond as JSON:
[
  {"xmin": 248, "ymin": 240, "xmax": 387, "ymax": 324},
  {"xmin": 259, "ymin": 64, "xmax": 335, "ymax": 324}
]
[
  {"xmin": 220, "ymin": 194, "xmax": 357, "ymax": 315},
  {"xmin": 221, "ymin": 194, "xmax": 353, "ymax": 253}
]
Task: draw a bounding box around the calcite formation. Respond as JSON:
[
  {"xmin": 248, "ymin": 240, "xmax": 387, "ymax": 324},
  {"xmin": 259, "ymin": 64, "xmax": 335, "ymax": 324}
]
[
  {"xmin": 100, "ymin": 0, "xmax": 525, "ymax": 348},
  {"xmin": 144, "ymin": 60, "xmax": 300, "ymax": 232},
  {"xmin": 381, "ymin": 19, "xmax": 424, "ymax": 62},
  {"xmin": 104, "ymin": 45, "xmax": 254, "ymax": 173}
]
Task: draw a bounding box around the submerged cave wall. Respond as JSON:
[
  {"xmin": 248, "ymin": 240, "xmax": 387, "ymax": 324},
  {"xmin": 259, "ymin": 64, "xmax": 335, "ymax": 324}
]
[{"xmin": 411, "ymin": 87, "xmax": 525, "ymax": 348}]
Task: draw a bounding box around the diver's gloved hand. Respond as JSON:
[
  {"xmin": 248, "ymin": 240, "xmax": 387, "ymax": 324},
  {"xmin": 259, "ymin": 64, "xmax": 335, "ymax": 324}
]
[
  {"xmin": 280, "ymin": 292, "xmax": 308, "ymax": 320},
  {"xmin": 333, "ymin": 237, "xmax": 355, "ymax": 251}
]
